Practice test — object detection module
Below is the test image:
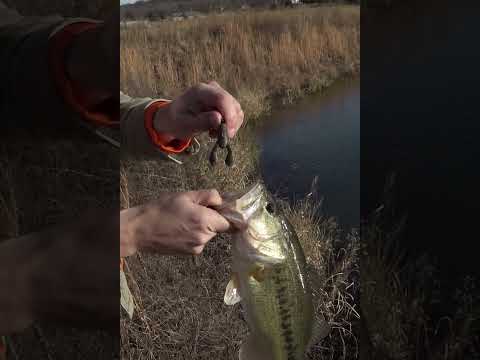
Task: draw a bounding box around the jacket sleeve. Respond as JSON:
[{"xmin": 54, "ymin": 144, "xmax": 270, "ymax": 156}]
[
  {"xmin": 120, "ymin": 91, "xmax": 191, "ymax": 158},
  {"xmin": 120, "ymin": 91, "xmax": 161, "ymax": 157},
  {"xmin": 0, "ymin": 5, "xmax": 105, "ymax": 129},
  {"xmin": 0, "ymin": 4, "xmax": 189, "ymax": 159}
]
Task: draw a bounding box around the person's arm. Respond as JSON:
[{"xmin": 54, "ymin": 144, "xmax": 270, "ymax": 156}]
[
  {"xmin": 120, "ymin": 81, "xmax": 245, "ymax": 158},
  {"xmin": 0, "ymin": 209, "xmax": 118, "ymax": 335},
  {"xmin": 120, "ymin": 92, "xmax": 191, "ymax": 158},
  {"xmin": 0, "ymin": 6, "xmax": 118, "ymax": 130},
  {"xmin": 0, "ymin": 188, "xmax": 231, "ymax": 334}
]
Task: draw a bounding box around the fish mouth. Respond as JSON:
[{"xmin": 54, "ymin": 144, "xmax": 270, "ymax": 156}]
[
  {"xmin": 217, "ymin": 181, "xmax": 286, "ymax": 263},
  {"xmin": 236, "ymin": 181, "xmax": 266, "ymax": 213},
  {"xmin": 215, "ymin": 181, "xmax": 266, "ymax": 228}
]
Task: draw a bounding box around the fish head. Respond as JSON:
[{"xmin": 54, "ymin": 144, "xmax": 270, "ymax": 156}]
[{"xmin": 219, "ymin": 181, "xmax": 286, "ymax": 263}]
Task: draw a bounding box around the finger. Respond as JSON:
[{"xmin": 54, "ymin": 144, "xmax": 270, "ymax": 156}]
[
  {"xmin": 226, "ymin": 101, "xmax": 243, "ymax": 138},
  {"xmin": 204, "ymin": 208, "xmax": 231, "ymax": 233},
  {"xmin": 191, "ymin": 189, "xmax": 223, "ymax": 207},
  {"xmin": 191, "ymin": 244, "xmax": 205, "ymax": 256},
  {"xmin": 198, "ymin": 84, "xmax": 238, "ymax": 136},
  {"xmin": 195, "ymin": 110, "xmax": 222, "ymax": 133},
  {"xmin": 207, "ymin": 80, "xmax": 221, "ymax": 88},
  {"xmin": 229, "ymin": 108, "xmax": 244, "ymax": 138}
]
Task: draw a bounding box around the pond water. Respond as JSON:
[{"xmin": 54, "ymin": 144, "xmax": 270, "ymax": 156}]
[
  {"xmin": 257, "ymin": 78, "xmax": 360, "ymax": 231},
  {"xmin": 362, "ymin": 4, "xmax": 480, "ymax": 288}
]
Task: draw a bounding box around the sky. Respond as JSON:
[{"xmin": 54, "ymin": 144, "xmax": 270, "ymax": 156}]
[{"xmin": 120, "ymin": 0, "xmax": 140, "ymax": 4}]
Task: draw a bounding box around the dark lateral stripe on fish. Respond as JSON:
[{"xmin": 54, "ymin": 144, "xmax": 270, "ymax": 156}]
[
  {"xmin": 285, "ymin": 343, "xmax": 297, "ymax": 352},
  {"xmin": 279, "ymin": 298, "xmax": 288, "ymax": 305},
  {"xmin": 275, "ymin": 279, "xmax": 299, "ymax": 359}
]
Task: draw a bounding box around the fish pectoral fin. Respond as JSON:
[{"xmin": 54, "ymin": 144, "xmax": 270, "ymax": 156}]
[
  {"xmin": 308, "ymin": 316, "xmax": 331, "ymax": 348},
  {"xmin": 120, "ymin": 269, "xmax": 135, "ymax": 319},
  {"xmin": 239, "ymin": 333, "xmax": 273, "ymax": 360},
  {"xmin": 224, "ymin": 273, "xmax": 242, "ymax": 306}
]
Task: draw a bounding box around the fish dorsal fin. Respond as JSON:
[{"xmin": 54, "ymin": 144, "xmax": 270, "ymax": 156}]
[
  {"xmin": 224, "ymin": 273, "xmax": 242, "ymax": 306},
  {"xmin": 308, "ymin": 316, "xmax": 331, "ymax": 349},
  {"xmin": 239, "ymin": 333, "xmax": 273, "ymax": 360}
]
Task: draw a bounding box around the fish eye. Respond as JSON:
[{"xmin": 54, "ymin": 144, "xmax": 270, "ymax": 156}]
[{"xmin": 266, "ymin": 202, "xmax": 275, "ymax": 214}]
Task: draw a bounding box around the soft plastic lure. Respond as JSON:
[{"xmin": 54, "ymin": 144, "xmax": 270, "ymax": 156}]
[{"xmin": 209, "ymin": 119, "xmax": 233, "ymax": 167}]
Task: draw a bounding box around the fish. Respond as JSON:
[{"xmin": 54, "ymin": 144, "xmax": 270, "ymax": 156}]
[{"xmin": 216, "ymin": 181, "xmax": 330, "ymax": 360}]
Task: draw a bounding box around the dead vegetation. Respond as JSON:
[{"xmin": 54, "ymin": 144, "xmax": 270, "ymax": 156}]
[
  {"xmin": 120, "ymin": 168, "xmax": 360, "ymax": 359},
  {"xmin": 121, "ymin": 5, "xmax": 360, "ymax": 119},
  {"xmin": 0, "ymin": 142, "xmax": 119, "ymax": 359},
  {"xmin": 360, "ymin": 175, "xmax": 480, "ymax": 360}
]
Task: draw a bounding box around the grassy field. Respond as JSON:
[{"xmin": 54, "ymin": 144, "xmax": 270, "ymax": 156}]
[
  {"xmin": 121, "ymin": 5, "xmax": 360, "ymax": 360},
  {"xmin": 121, "ymin": 5, "xmax": 360, "ymax": 119}
]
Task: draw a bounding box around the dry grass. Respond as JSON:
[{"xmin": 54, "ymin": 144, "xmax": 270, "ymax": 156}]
[
  {"xmin": 360, "ymin": 176, "xmax": 480, "ymax": 360},
  {"xmin": 120, "ymin": 4, "xmax": 360, "ymax": 360},
  {"xmin": 0, "ymin": 141, "xmax": 119, "ymax": 359},
  {"xmin": 282, "ymin": 197, "xmax": 360, "ymax": 359},
  {"xmin": 121, "ymin": 5, "xmax": 360, "ymax": 118},
  {"xmin": 120, "ymin": 175, "xmax": 359, "ymax": 360}
]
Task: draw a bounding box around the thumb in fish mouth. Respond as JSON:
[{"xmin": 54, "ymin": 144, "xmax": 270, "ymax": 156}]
[
  {"xmin": 211, "ymin": 197, "xmax": 249, "ymax": 232},
  {"xmin": 215, "ymin": 207, "xmax": 248, "ymax": 232}
]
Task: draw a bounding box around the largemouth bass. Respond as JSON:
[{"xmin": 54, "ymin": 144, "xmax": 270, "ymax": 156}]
[{"xmin": 217, "ymin": 181, "xmax": 330, "ymax": 360}]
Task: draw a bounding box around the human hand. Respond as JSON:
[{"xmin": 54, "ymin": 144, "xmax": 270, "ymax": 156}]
[
  {"xmin": 120, "ymin": 189, "xmax": 230, "ymax": 257},
  {"xmin": 153, "ymin": 82, "xmax": 244, "ymax": 140},
  {"xmin": 0, "ymin": 209, "xmax": 118, "ymax": 333}
]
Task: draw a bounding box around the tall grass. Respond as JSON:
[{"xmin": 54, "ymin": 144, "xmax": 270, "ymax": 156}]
[
  {"xmin": 0, "ymin": 142, "xmax": 119, "ymax": 359},
  {"xmin": 121, "ymin": 5, "xmax": 360, "ymax": 118},
  {"xmin": 360, "ymin": 175, "xmax": 480, "ymax": 359}
]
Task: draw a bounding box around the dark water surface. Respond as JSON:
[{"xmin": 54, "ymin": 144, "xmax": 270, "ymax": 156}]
[
  {"xmin": 362, "ymin": 2, "xmax": 480, "ymax": 300},
  {"xmin": 257, "ymin": 79, "xmax": 360, "ymax": 231},
  {"xmin": 363, "ymin": 7, "xmax": 480, "ymax": 263}
]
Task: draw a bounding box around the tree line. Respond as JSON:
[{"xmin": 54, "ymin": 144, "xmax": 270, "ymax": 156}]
[{"xmin": 120, "ymin": 0, "xmax": 359, "ymax": 21}]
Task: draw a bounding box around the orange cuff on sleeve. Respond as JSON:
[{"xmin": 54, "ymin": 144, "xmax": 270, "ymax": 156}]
[
  {"xmin": 49, "ymin": 22, "xmax": 119, "ymax": 127},
  {"xmin": 144, "ymin": 100, "xmax": 192, "ymax": 154}
]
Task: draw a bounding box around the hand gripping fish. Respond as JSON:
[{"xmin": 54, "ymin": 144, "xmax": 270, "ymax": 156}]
[{"xmin": 215, "ymin": 181, "xmax": 330, "ymax": 360}]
